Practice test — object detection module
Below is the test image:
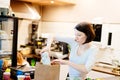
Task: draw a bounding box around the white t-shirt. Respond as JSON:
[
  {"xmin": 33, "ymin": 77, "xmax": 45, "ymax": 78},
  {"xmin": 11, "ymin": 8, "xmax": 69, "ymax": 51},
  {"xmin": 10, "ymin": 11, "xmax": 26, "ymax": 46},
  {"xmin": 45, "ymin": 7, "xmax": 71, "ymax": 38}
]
[{"xmin": 55, "ymin": 35, "xmax": 98, "ymax": 78}]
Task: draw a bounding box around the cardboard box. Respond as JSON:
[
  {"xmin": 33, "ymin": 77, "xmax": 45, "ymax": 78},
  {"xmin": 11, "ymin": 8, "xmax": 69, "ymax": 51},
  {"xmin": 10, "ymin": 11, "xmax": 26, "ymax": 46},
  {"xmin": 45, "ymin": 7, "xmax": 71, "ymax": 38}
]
[{"xmin": 34, "ymin": 62, "xmax": 68, "ymax": 80}]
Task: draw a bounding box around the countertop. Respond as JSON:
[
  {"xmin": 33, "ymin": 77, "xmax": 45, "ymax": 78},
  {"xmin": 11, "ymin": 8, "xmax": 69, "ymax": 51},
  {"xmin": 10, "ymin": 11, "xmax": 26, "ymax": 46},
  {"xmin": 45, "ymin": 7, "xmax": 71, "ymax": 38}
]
[{"xmin": 92, "ymin": 62, "xmax": 120, "ymax": 76}]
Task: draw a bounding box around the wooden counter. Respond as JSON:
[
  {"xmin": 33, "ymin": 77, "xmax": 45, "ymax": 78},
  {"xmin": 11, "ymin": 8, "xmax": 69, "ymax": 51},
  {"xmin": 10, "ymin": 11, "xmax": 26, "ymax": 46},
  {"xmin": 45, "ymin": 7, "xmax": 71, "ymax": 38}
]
[{"xmin": 92, "ymin": 62, "xmax": 120, "ymax": 76}]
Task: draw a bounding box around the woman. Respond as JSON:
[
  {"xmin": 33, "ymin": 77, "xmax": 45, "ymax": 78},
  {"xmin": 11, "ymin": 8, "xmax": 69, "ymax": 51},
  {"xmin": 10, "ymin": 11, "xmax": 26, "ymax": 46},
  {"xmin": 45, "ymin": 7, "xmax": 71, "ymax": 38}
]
[{"xmin": 40, "ymin": 22, "xmax": 99, "ymax": 80}]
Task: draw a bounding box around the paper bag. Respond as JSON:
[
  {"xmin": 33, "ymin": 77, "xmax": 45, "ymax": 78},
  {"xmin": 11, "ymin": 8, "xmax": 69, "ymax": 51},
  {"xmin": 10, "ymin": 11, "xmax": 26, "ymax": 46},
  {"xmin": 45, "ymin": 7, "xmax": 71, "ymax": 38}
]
[{"xmin": 34, "ymin": 62, "xmax": 68, "ymax": 80}]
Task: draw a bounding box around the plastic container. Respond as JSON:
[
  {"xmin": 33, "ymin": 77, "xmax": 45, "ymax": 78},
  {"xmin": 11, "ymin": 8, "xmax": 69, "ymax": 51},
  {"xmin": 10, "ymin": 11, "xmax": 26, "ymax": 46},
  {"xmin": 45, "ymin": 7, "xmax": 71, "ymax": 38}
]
[
  {"xmin": 3, "ymin": 72, "xmax": 10, "ymax": 80},
  {"xmin": 17, "ymin": 75, "xmax": 25, "ymax": 80},
  {"xmin": 41, "ymin": 52, "xmax": 51, "ymax": 65}
]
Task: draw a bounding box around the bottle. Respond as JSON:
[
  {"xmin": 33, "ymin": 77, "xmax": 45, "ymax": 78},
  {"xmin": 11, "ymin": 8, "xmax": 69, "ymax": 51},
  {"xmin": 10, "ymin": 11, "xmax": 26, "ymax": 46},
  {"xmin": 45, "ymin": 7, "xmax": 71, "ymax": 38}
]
[
  {"xmin": 3, "ymin": 72, "xmax": 10, "ymax": 80},
  {"xmin": 24, "ymin": 73, "xmax": 31, "ymax": 80},
  {"xmin": 3, "ymin": 68, "xmax": 11, "ymax": 80},
  {"xmin": 31, "ymin": 59, "xmax": 36, "ymax": 67}
]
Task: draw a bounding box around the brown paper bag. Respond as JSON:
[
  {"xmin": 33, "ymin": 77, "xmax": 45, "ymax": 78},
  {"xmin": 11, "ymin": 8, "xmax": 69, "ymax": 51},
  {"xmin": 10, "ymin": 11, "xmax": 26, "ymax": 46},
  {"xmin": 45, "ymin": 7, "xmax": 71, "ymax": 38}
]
[{"xmin": 34, "ymin": 62, "xmax": 68, "ymax": 80}]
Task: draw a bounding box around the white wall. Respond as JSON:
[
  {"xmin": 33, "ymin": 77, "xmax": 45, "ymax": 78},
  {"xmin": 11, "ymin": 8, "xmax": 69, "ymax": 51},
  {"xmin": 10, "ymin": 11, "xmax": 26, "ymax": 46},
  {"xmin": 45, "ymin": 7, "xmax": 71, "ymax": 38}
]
[
  {"xmin": 101, "ymin": 24, "xmax": 120, "ymax": 50},
  {"xmin": 17, "ymin": 19, "xmax": 42, "ymax": 49},
  {"xmin": 41, "ymin": 22, "xmax": 76, "ymax": 35},
  {"xmin": 40, "ymin": 0, "xmax": 120, "ymax": 50},
  {"xmin": 17, "ymin": 20, "xmax": 32, "ymax": 49}
]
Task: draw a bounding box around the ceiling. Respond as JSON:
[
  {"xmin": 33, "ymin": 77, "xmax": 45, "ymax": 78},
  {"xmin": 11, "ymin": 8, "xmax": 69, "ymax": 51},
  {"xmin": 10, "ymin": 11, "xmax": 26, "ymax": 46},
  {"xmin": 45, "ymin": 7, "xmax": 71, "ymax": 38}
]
[
  {"xmin": 10, "ymin": 0, "xmax": 76, "ymax": 19},
  {"xmin": 10, "ymin": 0, "xmax": 41, "ymax": 19},
  {"xmin": 14, "ymin": 0, "xmax": 76, "ymax": 6}
]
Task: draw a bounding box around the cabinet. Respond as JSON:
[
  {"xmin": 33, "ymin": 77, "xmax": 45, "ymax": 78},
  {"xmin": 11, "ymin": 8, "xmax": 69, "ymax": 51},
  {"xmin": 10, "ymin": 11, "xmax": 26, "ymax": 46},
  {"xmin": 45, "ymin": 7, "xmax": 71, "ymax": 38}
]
[{"xmin": 0, "ymin": 16, "xmax": 18, "ymax": 67}]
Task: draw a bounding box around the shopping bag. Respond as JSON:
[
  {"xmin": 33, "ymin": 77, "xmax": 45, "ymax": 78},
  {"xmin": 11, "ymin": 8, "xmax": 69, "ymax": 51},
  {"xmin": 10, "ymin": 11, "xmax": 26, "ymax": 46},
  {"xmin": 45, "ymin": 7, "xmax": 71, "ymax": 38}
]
[{"xmin": 34, "ymin": 62, "xmax": 68, "ymax": 80}]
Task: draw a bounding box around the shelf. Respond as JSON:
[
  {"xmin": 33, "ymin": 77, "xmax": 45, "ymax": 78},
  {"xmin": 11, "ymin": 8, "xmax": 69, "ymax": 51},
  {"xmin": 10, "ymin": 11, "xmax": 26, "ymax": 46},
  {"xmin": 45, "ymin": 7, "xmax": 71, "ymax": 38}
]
[
  {"xmin": 0, "ymin": 53, "xmax": 11, "ymax": 58},
  {"xmin": 0, "ymin": 39, "xmax": 12, "ymax": 40},
  {"xmin": 15, "ymin": 0, "xmax": 76, "ymax": 6},
  {"xmin": 0, "ymin": 15, "xmax": 19, "ymax": 67}
]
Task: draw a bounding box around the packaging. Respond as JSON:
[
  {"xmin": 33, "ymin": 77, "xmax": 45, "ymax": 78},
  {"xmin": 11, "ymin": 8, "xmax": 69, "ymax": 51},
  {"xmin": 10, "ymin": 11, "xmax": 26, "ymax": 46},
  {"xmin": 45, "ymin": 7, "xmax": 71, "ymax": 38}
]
[
  {"xmin": 10, "ymin": 67, "xmax": 35, "ymax": 79},
  {"xmin": 41, "ymin": 52, "xmax": 51, "ymax": 65},
  {"xmin": 3, "ymin": 72, "xmax": 10, "ymax": 80},
  {"xmin": 34, "ymin": 62, "xmax": 68, "ymax": 80}
]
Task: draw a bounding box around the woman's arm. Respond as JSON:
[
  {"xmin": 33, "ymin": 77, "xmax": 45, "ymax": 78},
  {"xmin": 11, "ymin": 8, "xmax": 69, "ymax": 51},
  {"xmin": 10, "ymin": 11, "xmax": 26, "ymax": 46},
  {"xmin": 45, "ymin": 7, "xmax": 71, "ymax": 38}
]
[
  {"xmin": 68, "ymin": 61, "xmax": 88, "ymax": 74},
  {"xmin": 52, "ymin": 59, "xmax": 88, "ymax": 74}
]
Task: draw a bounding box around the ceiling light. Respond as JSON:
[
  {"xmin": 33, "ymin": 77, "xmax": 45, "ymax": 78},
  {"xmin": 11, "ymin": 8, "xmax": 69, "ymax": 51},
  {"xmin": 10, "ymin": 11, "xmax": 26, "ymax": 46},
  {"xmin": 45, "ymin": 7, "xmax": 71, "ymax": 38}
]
[{"xmin": 50, "ymin": 1, "xmax": 54, "ymax": 4}]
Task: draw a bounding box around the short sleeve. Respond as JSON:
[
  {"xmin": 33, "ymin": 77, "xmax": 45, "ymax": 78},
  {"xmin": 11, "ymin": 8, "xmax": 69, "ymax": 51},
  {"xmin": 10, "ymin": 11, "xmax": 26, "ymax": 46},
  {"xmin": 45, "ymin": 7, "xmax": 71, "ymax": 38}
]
[{"xmin": 85, "ymin": 47, "xmax": 99, "ymax": 72}]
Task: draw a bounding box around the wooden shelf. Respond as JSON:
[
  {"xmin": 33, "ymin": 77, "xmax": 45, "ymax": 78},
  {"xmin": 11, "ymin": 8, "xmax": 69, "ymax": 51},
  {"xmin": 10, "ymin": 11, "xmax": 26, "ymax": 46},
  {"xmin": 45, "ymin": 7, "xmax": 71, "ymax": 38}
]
[{"xmin": 16, "ymin": 0, "xmax": 76, "ymax": 6}]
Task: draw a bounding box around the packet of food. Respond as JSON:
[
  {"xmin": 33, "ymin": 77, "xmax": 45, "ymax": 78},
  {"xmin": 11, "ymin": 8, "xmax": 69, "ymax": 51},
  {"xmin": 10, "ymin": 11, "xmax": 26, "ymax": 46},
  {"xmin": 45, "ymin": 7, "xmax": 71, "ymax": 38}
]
[{"xmin": 41, "ymin": 52, "xmax": 51, "ymax": 65}]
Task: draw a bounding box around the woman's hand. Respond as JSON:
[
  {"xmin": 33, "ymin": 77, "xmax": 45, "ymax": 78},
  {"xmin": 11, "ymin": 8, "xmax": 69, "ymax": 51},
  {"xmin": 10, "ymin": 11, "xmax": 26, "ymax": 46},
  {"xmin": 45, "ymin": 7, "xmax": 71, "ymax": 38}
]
[{"xmin": 51, "ymin": 59, "xmax": 69, "ymax": 65}]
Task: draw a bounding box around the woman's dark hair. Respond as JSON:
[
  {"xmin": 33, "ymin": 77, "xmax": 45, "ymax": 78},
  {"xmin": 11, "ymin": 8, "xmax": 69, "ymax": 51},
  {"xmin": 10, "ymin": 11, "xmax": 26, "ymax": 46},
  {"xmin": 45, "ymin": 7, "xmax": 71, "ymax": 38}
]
[{"xmin": 75, "ymin": 22, "xmax": 95, "ymax": 44}]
